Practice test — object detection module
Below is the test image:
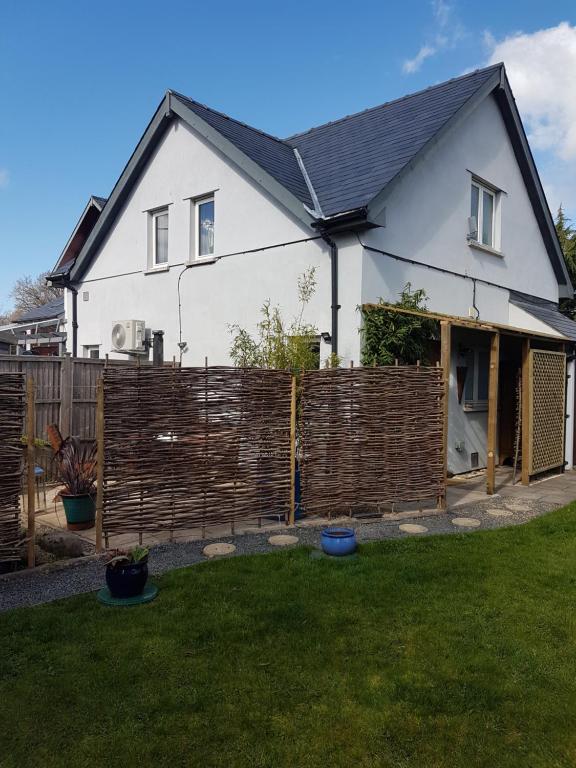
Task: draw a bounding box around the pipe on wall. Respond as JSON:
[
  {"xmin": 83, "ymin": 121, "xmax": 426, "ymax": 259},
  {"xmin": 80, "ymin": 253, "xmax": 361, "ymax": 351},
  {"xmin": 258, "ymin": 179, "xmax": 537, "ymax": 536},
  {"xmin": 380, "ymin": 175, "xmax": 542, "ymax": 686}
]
[{"xmin": 321, "ymin": 233, "xmax": 340, "ymax": 357}]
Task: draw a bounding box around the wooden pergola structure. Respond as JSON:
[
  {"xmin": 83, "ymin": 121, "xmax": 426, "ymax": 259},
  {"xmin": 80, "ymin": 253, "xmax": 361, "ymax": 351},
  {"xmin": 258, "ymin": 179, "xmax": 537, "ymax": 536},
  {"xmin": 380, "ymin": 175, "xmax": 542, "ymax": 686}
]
[{"xmin": 362, "ymin": 303, "xmax": 570, "ymax": 496}]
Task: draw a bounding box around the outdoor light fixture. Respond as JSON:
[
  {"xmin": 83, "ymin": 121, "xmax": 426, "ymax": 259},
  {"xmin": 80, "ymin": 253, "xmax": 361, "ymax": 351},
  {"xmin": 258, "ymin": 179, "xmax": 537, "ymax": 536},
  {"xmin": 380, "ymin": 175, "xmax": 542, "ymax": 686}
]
[{"xmin": 320, "ymin": 332, "xmax": 332, "ymax": 344}]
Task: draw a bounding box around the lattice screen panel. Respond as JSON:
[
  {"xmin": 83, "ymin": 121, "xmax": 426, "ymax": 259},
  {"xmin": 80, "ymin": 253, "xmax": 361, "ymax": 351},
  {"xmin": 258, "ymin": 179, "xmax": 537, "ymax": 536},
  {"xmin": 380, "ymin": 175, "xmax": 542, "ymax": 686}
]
[{"xmin": 528, "ymin": 350, "xmax": 566, "ymax": 476}]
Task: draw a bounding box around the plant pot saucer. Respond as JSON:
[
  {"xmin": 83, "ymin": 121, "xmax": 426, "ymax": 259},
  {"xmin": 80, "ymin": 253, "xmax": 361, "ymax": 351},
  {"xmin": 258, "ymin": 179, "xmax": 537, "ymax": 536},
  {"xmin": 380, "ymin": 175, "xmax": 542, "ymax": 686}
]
[{"xmin": 97, "ymin": 583, "xmax": 158, "ymax": 606}]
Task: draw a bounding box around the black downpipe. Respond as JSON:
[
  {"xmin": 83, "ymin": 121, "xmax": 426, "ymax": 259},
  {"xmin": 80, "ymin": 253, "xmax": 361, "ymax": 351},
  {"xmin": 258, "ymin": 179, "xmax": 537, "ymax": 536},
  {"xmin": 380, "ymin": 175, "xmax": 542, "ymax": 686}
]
[
  {"xmin": 69, "ymin": 285, "xmax": 78, "ymax": 358},
  {"xmin": 322, "ymin": 234, "xmax": 339, "ymax": 357}
]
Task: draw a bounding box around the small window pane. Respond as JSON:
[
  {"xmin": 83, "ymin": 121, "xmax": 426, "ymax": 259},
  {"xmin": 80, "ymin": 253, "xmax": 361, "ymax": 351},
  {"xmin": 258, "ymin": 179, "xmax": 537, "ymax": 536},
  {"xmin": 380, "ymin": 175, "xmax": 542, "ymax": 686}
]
[
  {"xmin": 470, "ymin": 184, "xmax": 479, "ymax": 233},
  {"xmin": 198, "ymin": 200, "xmax": 214, "ymax": 257},
  {"xmin": 477, "ymin": 348, "xmax": 489, "ymax": 400},
  {"xmin": 464, "ymin": 349, "xmax": 475, "ymax": 401},
  {"xmin": 155, "ymin": 212, "xmax": 168, "ymax": 264},
  {"xmin": 482, "ymin": 190, "xmax": 493, "ymax": 247}
]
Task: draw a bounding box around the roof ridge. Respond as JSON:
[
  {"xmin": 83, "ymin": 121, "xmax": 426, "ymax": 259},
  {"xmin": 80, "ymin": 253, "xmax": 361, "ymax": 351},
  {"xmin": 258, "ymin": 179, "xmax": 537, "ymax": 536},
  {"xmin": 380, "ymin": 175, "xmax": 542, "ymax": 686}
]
[
  {"xmin": 285, "ymin": 63, "xmax": 503, "ymax": 141},
  {"xmin": 169, "ymin": 90, "xmax": 291, "ymax": 148}
]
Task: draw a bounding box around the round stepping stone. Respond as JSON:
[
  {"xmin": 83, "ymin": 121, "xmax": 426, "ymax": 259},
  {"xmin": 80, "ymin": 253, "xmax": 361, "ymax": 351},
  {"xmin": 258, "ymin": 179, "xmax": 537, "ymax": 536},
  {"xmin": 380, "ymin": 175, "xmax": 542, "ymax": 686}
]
[
  {"xmin": 504, "ymin": 502, "xmax": 530, "ymax": 513},
  {"xmin": 399, "ymin": 523, "xmax": 428, "ymax": 534},
  {"xmin": 268, "ymin": 534, "xmax": 299, "ymax": 547},
  {"xmin": 451, "ymin": 517, "xmax": 481, "ymax": 528},
  {"xmin": 203, "ymin": 542, "xmax": 236, "ymax": 558},
  {"xmin": 487, "ymin": 508, "xmax": 513, "ymax": 518}
]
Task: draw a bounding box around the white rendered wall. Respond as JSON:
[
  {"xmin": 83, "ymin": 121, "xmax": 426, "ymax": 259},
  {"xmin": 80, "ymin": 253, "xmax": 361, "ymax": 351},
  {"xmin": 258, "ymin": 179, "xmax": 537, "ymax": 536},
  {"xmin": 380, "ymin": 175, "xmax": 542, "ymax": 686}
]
[
  {"xmin": 69, "ymin": 119, "xmax": 362, "ymax": 366},
  {"xmin": 566, "ymin": 358, "xmax": 575, "ymax": 471}
]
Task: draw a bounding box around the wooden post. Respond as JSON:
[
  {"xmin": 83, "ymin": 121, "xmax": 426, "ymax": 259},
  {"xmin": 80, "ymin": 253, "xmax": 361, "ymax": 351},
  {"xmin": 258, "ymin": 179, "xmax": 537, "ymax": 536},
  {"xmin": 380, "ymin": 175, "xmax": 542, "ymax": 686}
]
[
  {"xmin": 95, "ymin": 377, "xmax": 104, "ymax": 552},
  {"xmin": 438, "ymin": 321, "xmax": 451, "ymax": 509},
  {"xmin": 60, "ymin": 354, "xmax": 72, "ymax": 438},
  {"xmin": 289, "ymin": 375, "xmax": 297, "ymax": 526},
  {"xmin": 486, "ymin": 332, "xmax": 500, "ymax": 495},
  {"xmin": 521, "ymin": 338, "xmax": 531, "ymax": 486},
  {"xmin": 26, "ymin": 376, "xmax": 36, "ymax": 568}
]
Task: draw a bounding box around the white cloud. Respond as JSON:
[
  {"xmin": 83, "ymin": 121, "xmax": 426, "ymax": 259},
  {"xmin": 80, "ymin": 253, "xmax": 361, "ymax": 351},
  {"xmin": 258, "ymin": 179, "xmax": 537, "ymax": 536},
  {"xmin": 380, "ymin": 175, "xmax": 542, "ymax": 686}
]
[
  {"xmin": 403, "ymin": 45, "xmax": 437, "ymax": 74},
  {"xmin": 402, "ymin": 1, "xmax": 465, "ymax": 74},
  {"xmin": 486, "ymin": 22, "xmax": 576, "ymax": 161},
  {"xmin": 0, "ymin": 169, "xmax": 9, "ymax": 189},
  {"xmin": 485, "ymin": 22, "xmax": 576, "ymax": 217}
]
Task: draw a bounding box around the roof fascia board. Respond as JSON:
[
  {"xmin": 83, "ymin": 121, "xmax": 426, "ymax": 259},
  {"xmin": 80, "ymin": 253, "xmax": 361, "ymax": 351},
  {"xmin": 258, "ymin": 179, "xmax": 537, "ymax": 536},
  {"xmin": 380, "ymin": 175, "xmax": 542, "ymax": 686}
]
[
  {"xmin": 169, "ymin": 96, "xmax": 314, "ymax": 228},
  {"xmin": 495, "ymin": 72, "xmax": 573, "ymax": 297},
  {"xmin": 70, "ymin": 96, "xmax": 173, "ymax": 282},
  {"xmin": 52, "ymin": 197, "xmax": 97, "ymax": 273},
  {"xmin": 367, "ymin": 69, "xmax": 502, "ymax": 220}
]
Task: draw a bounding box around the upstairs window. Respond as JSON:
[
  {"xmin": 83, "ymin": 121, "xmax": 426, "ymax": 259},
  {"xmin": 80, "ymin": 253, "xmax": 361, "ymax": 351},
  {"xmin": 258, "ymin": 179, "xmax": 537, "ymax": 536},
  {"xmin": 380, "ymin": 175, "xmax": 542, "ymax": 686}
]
[
  {"xmin": 152, "ymin": 208, "xmax": 169, "ymax": 266},
  {"xmin": 470, "ymin": 181, "xmax": 496, "ymax": 249},
  {"xmin": 196, "ymin": 197, "xmax": 215, "ymax": 258}
]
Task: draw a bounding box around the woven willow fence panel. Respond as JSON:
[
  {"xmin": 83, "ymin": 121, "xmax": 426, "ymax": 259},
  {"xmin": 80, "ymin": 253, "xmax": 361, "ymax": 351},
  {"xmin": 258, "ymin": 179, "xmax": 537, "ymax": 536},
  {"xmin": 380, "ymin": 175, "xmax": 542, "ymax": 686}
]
[
  {"xmin": 0, "ymin": 373, "xmax": 25, "ymax": 563},
  {"xmin": 102, "ymin": 367, "xmax": 292, "ymax": 537},
  {"xmin": 299, "ymin": 366, "xmax": 445, "ymax": 516},
  {"xmin": 528, "ymin": 350, "xmax": 566, "ymax": 476}
]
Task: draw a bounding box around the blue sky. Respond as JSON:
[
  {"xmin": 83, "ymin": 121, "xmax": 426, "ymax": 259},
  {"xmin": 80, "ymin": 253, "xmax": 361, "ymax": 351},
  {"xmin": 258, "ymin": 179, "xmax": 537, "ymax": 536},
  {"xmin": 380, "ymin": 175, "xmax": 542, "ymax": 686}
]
[{"xmin": 1, "ymin": 0, "xmax": 575, "ymax": 312}]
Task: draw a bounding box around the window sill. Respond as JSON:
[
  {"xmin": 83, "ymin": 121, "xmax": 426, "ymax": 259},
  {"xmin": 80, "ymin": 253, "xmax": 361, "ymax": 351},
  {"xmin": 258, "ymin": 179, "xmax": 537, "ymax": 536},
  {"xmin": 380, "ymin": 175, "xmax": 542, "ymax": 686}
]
[
  {"xmin": 185, "ymin": 257, "xmax": 219, "ymax": 268},
  {"xmin": 468, "ymin": 241, "xmax": 503, "ymax": 258},
  {"xmin": 463, "ymin": 401, "xmax": 488, "ymax": 413},
  {"xmin": 144, "ymin": 265, "xmax": 170, "ymax": 275}
]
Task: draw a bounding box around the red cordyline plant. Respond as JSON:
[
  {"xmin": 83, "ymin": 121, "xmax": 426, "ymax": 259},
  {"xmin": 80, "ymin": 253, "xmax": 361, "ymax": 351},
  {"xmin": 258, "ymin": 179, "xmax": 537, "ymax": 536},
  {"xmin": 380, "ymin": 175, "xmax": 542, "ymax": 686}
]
[{"xmin": 54, "ymin": 436, "xmax": 97, "ymax": 496}]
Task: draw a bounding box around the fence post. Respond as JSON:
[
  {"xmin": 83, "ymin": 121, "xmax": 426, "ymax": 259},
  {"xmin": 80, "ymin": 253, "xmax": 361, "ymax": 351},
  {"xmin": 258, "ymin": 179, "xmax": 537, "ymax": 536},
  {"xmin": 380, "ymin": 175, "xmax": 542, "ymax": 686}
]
[
  {"xmin": 60, "ymin": 354, "xmax": 72, "ymax": 438},
  {"xmin": 95, "ymin": 377, "xmax": 104, "ymax": 552},
  {"xmin": 26, "ymin": 376, "xmax": 36, "ymax": 568},
  {"xmin": 289, "ymin": 375, "xmax": 297, "ymax": 526}
]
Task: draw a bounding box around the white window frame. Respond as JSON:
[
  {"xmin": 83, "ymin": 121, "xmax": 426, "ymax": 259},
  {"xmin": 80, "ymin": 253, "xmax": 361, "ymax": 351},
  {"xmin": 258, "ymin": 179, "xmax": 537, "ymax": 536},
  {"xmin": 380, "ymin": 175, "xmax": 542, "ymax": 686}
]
[
  {"xmin": 151, "ymin": 207, "xmax": 169, "ymax": 267},
  {"xmin": 83, "ymin": 345, "xmax": 100, "ymax": 359},
  {"xmin": 194, "ymin": 196, "xmax": 215, "ymax": 260},
  {"xmin": 470, "ymin": 180, "xmax": 498, "ymax": 250}
]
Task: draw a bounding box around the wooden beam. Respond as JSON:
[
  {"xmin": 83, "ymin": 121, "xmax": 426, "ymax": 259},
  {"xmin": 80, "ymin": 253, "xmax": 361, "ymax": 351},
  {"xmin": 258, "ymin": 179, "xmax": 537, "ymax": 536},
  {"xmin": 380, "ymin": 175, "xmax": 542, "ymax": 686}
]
[
  {"xmin": 438, "ymin": 321, "xmax": 451, "ymax": 509},
  {"xmin": 95, "ymin": 377, "xmax": 104, "ymax": 552},
  {"xmin": 361, "ymin": 302, "xmax": 567, "ymax": 342},
  {"xmin": 521, "ymin": 338, "xmax": 531, "ymax": 486},
  {"xmin": 486, "ymin": 332, "xmax": 500, "ymax": 495},
  {"xmin": 26, "ymin": 376, "xmax": 36, "ymax": 568}
]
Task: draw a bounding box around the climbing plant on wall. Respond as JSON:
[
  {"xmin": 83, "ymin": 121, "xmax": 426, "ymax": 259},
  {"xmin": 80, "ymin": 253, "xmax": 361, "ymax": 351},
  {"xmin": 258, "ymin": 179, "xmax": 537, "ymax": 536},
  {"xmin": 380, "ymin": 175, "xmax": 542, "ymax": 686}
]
[{"xmin": 360, "ymin": 284, "xmax": 439, "ymax": 366}]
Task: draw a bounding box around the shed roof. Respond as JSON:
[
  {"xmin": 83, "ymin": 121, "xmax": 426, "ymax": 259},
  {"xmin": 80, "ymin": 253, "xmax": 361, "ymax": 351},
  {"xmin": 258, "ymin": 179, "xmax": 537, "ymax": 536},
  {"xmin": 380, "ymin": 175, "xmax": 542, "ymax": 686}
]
[{"xmin": 509, "ymin": 291, "xmax": 576, "ymax": 342}]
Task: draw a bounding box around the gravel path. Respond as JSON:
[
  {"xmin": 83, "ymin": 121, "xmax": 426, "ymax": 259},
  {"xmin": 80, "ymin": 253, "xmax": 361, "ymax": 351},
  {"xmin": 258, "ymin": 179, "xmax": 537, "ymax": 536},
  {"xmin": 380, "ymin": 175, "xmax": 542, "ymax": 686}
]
[{"xmin": 0, "ymin": 495, "xmax": 557, "ymax": 613}]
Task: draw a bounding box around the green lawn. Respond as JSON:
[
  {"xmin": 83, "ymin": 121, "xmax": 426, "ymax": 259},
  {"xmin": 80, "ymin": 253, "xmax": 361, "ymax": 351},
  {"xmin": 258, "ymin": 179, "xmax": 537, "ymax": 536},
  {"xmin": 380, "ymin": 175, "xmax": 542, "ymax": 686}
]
[{"xmin": 3, "ymin": 508, "xmax": 576, "ymax": 768}]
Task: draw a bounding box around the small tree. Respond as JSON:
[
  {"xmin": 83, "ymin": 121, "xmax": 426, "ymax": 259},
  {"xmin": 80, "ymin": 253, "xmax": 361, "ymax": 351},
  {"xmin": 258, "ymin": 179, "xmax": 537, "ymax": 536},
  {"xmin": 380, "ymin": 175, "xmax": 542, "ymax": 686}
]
[
  {"xmin": 11, "ymin": 272, "xmax": 63, "ymax": 318},
  {"xmin": 556, "ymin": 206, "xmax": 576, "ymax": 319},
  {"xmin": 360, "ymin": 284, "xmax": 438, "ymax": 366},
  {"xmin": 229, "ymin": 268, "xmax": 320, "ymax": 372}
]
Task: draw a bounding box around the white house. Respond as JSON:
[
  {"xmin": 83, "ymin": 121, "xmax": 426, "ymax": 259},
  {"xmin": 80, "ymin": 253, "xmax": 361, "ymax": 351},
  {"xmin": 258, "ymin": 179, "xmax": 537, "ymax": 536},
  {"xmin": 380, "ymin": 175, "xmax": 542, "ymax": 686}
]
[{"xmin": 49, "ymin": 63, "xmax": 576, "ymax": 479}]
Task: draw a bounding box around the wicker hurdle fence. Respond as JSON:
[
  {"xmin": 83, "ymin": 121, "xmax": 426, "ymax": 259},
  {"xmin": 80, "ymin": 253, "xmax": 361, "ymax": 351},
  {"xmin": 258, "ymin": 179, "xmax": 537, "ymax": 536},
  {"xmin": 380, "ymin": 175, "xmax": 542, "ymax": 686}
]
[
  {"xmin": 0, "ymin": 373, "xmax": 27, "ymax": 564},
  {"xmin": 99, "ymin": 366, "xmax": 294, "ymax": 545},
  {"xmin": 298, "ymin": 365, "xmax": 445, "ymax": 517}
]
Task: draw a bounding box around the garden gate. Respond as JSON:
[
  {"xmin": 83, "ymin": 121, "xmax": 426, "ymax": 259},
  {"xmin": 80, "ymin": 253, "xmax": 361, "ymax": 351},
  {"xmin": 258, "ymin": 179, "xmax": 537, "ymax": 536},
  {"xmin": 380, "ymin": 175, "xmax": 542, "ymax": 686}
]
[{"xmin": 526, "ymin": 349, "xmax": 566, "ymax": 478}]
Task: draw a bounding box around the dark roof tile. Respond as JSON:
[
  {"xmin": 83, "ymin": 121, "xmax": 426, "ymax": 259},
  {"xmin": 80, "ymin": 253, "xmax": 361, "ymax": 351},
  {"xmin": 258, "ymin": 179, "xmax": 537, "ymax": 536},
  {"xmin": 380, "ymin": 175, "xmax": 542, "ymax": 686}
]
[{"xmin": 509, "ymin": 291, "xmax": 576, "ymax": 341}]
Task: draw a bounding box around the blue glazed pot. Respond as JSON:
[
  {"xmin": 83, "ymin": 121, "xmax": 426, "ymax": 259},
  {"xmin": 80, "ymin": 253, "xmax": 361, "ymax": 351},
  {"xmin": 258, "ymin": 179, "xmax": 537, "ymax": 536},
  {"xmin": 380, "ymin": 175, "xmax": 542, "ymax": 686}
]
[
  {"xmin": 321, "ymin": 527, "xmax": 357, "ymax": 557},
  {"xmin": 106, "ymin": 559, "xmax": 148, "ymax": 599}
]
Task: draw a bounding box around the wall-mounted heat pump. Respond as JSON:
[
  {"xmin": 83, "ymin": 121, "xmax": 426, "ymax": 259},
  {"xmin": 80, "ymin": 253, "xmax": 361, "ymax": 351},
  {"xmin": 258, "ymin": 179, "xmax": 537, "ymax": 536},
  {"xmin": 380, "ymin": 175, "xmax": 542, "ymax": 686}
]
[{"xmin": 111, "ymin": 320, "xmax": 146, "ymax": 352}]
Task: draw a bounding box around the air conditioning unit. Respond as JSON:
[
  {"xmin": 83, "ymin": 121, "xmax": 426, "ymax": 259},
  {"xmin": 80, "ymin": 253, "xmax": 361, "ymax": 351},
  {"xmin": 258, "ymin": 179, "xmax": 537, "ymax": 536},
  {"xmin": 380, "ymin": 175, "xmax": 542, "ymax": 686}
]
[{"xmin": 111, "ymin": 320, "xmax": 146, "ymax": 352}]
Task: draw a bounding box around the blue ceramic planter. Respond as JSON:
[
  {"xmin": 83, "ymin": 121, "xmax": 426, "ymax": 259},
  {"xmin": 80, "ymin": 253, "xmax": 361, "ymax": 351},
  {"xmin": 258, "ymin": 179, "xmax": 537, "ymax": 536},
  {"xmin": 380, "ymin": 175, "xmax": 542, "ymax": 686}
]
[
  {"xmin": 106, "ymin": 559, "xmax": 148, "ymax": 599},
  {"xmin": 321, "ymin": 527, "xmax": 357, "ymax": 557}
]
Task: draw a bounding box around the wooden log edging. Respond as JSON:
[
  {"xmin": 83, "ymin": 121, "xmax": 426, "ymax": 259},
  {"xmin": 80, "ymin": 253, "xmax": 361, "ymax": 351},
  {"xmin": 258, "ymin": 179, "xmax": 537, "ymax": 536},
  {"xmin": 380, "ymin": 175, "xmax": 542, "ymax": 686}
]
[
  {"xmin": 299, "ymin": 366, "xmax": 445, "ymax": 516},
  {"xmin": 0, "ymin": 373, "xmax": 26, "ymax": 564},
  {"xmin": 101, "ymin": 366, "xmax": 293, "ymax": 538}
]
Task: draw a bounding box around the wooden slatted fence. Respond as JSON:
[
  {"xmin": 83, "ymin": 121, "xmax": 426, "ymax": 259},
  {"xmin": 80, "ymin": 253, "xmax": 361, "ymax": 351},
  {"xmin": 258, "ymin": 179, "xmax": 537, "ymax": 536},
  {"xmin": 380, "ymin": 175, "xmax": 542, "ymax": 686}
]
[{"xmin": 299, "ymin": 366, "xmax": 445, "ymax": 516}]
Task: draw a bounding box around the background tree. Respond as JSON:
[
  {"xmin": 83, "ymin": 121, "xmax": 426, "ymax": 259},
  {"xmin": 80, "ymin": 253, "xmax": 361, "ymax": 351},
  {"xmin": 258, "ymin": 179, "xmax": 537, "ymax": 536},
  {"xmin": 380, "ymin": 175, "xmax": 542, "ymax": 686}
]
[
  {"xmin": 10, "ymin": 272, "xmax": 63, "ymax": 318},
  {"xmin": 556, "ymin": 206, "xmax": 576, "ymax": 319}
]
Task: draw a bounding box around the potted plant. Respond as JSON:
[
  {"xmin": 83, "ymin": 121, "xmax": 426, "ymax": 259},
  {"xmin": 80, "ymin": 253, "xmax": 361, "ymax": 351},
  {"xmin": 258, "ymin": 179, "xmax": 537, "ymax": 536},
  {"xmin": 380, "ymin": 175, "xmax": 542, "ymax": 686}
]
[
  {"xmin": 104, "ymin": 546, "xmax": 150, "ymax": 598},
  {"xmin": 54, "ymin": 436, "xmax": 97, "ymax": 530}
]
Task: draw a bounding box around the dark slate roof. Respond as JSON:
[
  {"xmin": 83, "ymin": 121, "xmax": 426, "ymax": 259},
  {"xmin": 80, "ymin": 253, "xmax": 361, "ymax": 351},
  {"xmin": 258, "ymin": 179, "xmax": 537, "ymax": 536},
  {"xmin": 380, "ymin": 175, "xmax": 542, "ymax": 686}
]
[
  {"xmin": 92, "ymin": 196, "xmax": 108, "ymax": 209},
  {"xmin": 510, "ymin": 290, "xmax": 576, "ymax": 341},
  {"xmin": 15, "ymin": 297, "xmax": 64, "ymax": 323},
  {"xmin": 287, "ymin": 65, "xmax": 501, "ymax": 216},
  {"xmin": 171, "ymin": 92, "xmax": 313, "ymax": 208}
]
